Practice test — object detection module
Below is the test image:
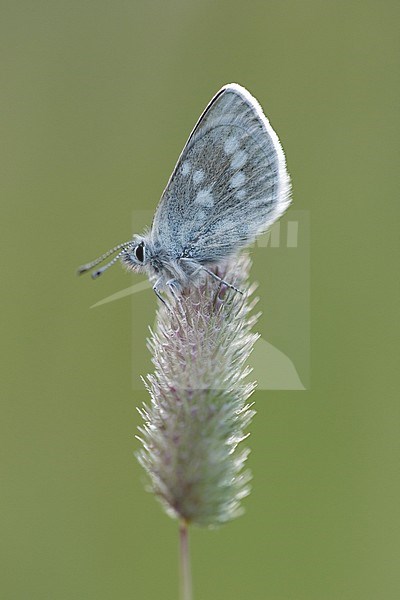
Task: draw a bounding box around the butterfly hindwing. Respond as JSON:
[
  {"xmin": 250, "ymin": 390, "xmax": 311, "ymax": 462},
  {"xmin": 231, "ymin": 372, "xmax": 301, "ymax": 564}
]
[{"xmin": 150, "ymin": 84, "xmax": 291, "ymax": 263}]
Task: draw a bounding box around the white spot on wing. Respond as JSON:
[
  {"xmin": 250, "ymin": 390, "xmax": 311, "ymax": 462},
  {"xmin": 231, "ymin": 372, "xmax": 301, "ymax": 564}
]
[
  {"xmin": 230, "ymin": 171, "xmax": 246, "ymax": 188},
  {"xmin": 236, "ymin": 189, "xmax": 246, "ymax": 200},
  {"xmin": 195, "ymin": 189, "xmax": 214, "ymax": 207},
  {"xmin": 193, "ymin": 169, "xmax": 205, "ymax": 185},
  {"xmin": 181, "ymin": 160, "xmax": 191, "ymax": 175},
  {"xmin": 224, "ymin": 135, "xmax": 239, "ymax": 155},
  {"xmin": 230, "ymin": 150, "xmax": 248, "ymax": 170}
]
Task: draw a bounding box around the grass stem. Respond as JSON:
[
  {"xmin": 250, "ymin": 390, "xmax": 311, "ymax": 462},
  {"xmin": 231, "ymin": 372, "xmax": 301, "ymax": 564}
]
[{"xmin": 179, "ymin": 520, "xmax": 192, "ymax": 600}]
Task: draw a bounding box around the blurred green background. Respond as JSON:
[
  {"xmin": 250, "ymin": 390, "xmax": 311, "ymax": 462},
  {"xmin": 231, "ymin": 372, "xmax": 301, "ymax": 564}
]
[{"xmin": 1, "ymin": 1, "xmax": 399, "ymax": 598}]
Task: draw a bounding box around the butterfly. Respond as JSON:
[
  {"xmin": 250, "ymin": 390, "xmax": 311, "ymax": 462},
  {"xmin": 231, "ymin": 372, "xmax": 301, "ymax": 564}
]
[{"xmin": 78, "ymin": 83, "xmax": 291, "ymax": 303}]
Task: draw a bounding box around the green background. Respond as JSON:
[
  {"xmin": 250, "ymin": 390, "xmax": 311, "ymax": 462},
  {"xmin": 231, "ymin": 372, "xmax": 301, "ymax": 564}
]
[{"xmin": 1, "ymin": 1, "xmax": 398, "ymax": 598}]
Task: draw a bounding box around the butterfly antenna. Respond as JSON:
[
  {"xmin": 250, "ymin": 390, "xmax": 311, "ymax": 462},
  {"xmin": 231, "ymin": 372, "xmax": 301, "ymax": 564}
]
[
  {"xmin": 91, "ymin": 248, "xmax": 130, "ymax": 279},
  {"xmin": 77, "ymin": 241, "xmax": 132, "ymax": 275}
]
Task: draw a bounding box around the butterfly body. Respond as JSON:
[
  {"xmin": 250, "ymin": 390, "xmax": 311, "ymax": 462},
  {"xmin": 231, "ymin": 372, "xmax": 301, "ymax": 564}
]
[
  {"xmin": 79, "ymin": 83, "xmax": 291, "ymax": 298},
  {"xmin": 120, "ymin": 234, "xmax": 229, "ymax": 297},
  {"xmin": 120, "ymin": 237, "xmax": 193, "ymax": 291}
]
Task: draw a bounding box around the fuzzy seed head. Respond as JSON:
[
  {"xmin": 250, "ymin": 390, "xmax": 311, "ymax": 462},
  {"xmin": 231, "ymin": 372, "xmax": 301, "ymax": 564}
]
[{"xmin": 136, "ymin": 254, "xmax": 259, "ymax": 526}]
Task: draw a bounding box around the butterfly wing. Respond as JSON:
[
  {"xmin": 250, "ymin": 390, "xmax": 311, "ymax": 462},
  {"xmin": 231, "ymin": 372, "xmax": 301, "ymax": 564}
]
[{"xmin": 150, "ymin": 83, "xmax": 291, "ymax": 264}]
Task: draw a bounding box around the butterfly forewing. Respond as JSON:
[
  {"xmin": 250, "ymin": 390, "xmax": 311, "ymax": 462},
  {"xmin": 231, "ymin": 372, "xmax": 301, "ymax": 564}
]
[{"xmin": 150, "ymin": 84, "xmax": 290, "ymax": 264}]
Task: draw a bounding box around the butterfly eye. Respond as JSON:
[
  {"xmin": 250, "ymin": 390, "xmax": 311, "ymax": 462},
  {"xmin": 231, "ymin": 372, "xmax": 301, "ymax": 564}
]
[{"xmin": 135, "ymin": 242, "xmax": 145, "ymax": 263}]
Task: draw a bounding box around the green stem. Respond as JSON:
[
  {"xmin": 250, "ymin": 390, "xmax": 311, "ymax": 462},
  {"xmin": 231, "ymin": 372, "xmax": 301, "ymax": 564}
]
[{"xmin": 179, "ymin": 520, "xmax": 192, "ymax": 600}]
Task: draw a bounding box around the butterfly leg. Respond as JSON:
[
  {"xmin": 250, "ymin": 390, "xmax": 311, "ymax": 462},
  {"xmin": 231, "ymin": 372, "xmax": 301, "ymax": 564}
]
[
  {"xmin": 152, "ymin": 280, "xmax": 172, "ymax": 311},
  {"xmin": 200, "ymin": 266, "xmax": 244, "ymax": 294},
  {"xmin": 166, "ymin": 279, "xmax": 182, "ymax": 302},
  {"xmin": 179, "ymin": 258, "xmax": 244, "ymax": 294}
]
